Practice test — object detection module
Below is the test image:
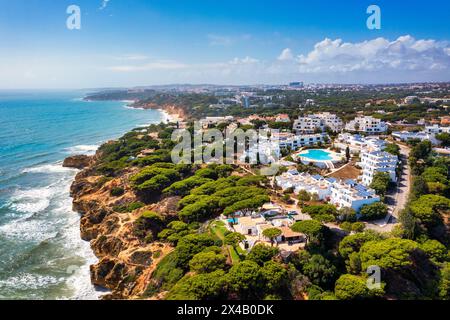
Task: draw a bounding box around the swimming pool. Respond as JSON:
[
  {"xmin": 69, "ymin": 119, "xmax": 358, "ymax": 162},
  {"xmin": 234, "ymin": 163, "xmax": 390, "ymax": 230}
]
[{"xmin": 298, "ymin": 149, "xmax": 333, "ymax": 161}]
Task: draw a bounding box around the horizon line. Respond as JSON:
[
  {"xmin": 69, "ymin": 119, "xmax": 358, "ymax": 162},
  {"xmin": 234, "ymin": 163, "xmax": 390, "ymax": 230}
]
[{"xmin": 1, "ymin": 81, "xmax": 450, "ymax": 92}]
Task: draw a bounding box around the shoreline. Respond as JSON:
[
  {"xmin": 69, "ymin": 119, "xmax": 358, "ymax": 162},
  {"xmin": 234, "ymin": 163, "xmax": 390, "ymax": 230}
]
[
  {"xmin": 65, "ymin": 99, "xmax": 171, "ymax": 300},
  {"xmin": 84, "ymin": 96, "xmax": 186, "ymax": 124},
  {"xmin": 157, "ymin": 108, "xmax": 183, "ymax": 124}
]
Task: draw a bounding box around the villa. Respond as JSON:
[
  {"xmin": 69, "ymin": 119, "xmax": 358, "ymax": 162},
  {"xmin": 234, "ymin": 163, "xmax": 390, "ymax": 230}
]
[
  {"xmin": 228, "ymin": 203, "xmax": 305, "ymax": 249},
  {"xmin": 330, "ymin": 179, "xmax": 381, "ymax": 212},
  {"xmin": 345, "ymin": 116, "xmax": 388, "ymax": 134},
  {"xmin": 235, "ymin": 216, "xmax": 266, "ymax": 236},
  {"xmin": 359, "ymin": 151, "xmax": 399, "ymax": 186},
  {"xmin": 293, "ymin": 112, "xmax": 343, "ymax": 134},
  {"xmin": 260, "ymin": 226, "xmax": 303, "ymax": 243}
]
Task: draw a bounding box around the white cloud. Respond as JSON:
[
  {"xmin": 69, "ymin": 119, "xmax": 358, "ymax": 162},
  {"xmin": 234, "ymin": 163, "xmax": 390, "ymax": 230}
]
[
  {"xmin": 277, "ymin": 48, "xmax": 294, "ymax": 61},
  {"xmin": 2, "ymin": 31, "xmax": 450, "ymax": 89},
  {"xmin": 228, "ymin": 56, "xmax": 259, "ymax": 65},
  {"xmin": 105, "ymin": 36, "xmax": 450, "ymax": 84},
  {"xmin": 100, "ymin": 0, "xmax": 110, "ymax": 10},
  {"xmin": 296, "ymin": 35, "xmax": 450, "ymax": 73}
]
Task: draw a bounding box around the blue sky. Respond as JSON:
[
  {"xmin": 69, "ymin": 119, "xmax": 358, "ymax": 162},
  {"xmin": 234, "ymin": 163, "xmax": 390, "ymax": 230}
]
[{"xmin": 0, "ymin": 0, "xmax": 449, "ymax": 88}]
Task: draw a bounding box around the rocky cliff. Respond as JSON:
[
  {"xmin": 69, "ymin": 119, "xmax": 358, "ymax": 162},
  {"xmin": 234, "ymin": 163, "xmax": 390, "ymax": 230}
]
[
  {"xmin": 69, "ymin": 152, "xmax": 174, "ymax": 300},
  {"xmin": 63, "ymin": 155, "xmax": 94, "ymax": 169},
  {"xmin": 131, "ymin": 102, "xmax": 187, "ymax": 120}
]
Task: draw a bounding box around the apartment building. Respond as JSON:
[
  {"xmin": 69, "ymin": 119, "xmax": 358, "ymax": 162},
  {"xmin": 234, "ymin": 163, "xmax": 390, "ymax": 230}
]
[
  {"xmin": 293, "ymin": 113, "xmax": 343, "ymax": 134},
  {"xmin": 330, "ymin": 179, "xmax": 380, "ymax": 212},
  {"xmin": 359, "ymin": 151, "xmax": 399, "ymax": 186},
  {"xmin": 270, "ymin": 132, "xmax": 328, "ymax": 150},
  {"xmin": 345, "ymin": 116, "xmax": 388, "ymax": 134},
  {"xmin": 275, "ymin": 170, "xmax": 335, "ymax": 201}
]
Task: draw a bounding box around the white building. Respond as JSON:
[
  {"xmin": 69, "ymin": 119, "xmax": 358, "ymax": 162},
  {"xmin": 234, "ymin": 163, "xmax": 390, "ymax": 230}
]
[
  {"xmin": 318, "ymin": 112, "xmax": 344, "ymax": 132},
  {"xmin": 359, "ymin": 151, "xmax": 399, "ymax": 186},
  {"xmin": 242, "ymin": 140, "xmax": 280, "ymax": 165},
  {"xmin": 275, "ymin": 170, "xmax": 335, "ymax": 201},
  {"xmin": 330, "ymin": 179, "xmax": 380, "ymax": 212},
  {"xmin": 424, "ymin": 125, "xmax": 450, "ymax": 135},
  {"xmin": 334, "ymin": 133, "xmax": 386, "ymax": 154},
  {"xmin": 271, "ymin": 131, "xmax": 328, "ymax": 151},
  {"xmin": 404, "ymin": 96, "xmax": 419, "ymax": 105},
  {"xmin": 392, "ymin": 131, "xmax": 440, "ymax": 145},
  {"xmin": 304, "ymin": 99, "xmax": 316, "ymax": 107},
  {"xmin": 293, "ymin": 113, "xmax": 343, "ymax": 134},
  {"xmin": 393, "ymin": 126, "xmax": 449, "ymax": 146},
  {"xmin": 345, "ymin": 116, "xmax": 388, "ymax": 134},
  {"xmin": 235, "ymin": 216, "xmax": 266, "ymax": 236}
]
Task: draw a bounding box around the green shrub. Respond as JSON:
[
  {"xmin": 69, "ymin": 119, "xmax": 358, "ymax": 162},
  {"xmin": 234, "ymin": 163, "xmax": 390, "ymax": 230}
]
[
  {"xmin": 113, "ymin": 201, "xmax": 145, "ymax": 213},
  {"xmin": 110, "ymin": 187, "xmax": 125, "ymax": 197}
]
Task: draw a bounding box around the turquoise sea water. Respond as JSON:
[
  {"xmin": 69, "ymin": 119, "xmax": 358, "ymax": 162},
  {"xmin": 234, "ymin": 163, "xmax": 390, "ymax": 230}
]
[
  {"xmin": 299, "ymin": 149, "xmax": 333, "ymax": 161},
  {"xmin": 0, "ymin": 90, "xmax": 165, "ymax": 299}
]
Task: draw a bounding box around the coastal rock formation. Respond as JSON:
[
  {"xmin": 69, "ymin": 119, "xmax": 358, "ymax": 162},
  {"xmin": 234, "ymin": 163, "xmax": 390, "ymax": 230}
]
[
  {"xmin": 131, "ymin": 102, "xmax": 187, "ymax": 120},
  {"xmin": 70, "ymin": 158, "xmax": 173, "ymax": 299},
  {"xmin": 63, "ymin": 155, "xmax": 93, "ymax": 169}
]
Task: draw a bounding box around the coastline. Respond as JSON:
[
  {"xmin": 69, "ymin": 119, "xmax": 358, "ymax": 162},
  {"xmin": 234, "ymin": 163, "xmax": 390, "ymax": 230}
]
[
  {"xmin": 125, "ymin": 99, "xmax": 186, "ymax": 123},
  {"xmin": 0, "ymin": 93, "xmax": 172, "ymax": 300},
  {"xmin": 66, "ymin": 100, "xmax": 176, "ymax": 300},
  {"xmin": 157, "ymin": 108, "xmax": 183, "ymax": 124}
]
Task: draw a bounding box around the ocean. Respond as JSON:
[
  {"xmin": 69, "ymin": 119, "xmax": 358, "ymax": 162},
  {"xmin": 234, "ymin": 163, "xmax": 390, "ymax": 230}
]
[{"xmin": 0, "ymin": 90, "xmax": 165, "ymax": 299}]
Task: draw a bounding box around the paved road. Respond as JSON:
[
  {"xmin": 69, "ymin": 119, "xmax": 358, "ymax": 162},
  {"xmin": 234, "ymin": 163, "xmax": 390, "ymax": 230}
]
[
  {"xmin": 366, "ymin": 144, "xmax": 411, "ymax": 232},
  {"xmin": 389, "ymin": 144, "xmax": 411, "ymax": 218}
]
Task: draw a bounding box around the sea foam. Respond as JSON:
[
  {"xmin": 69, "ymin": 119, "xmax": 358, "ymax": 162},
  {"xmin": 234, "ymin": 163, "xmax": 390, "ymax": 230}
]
[
  {"xmin": 65, "ymin": 145, "xmax": 99, "ymax": 155},
  {"xmin": 22, "ymin": 163, "xmax": 77, "ymax": 174}
]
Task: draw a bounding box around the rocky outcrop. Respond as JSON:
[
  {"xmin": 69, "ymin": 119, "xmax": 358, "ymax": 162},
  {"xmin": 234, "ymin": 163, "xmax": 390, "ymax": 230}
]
[
  {"xmin": 131, "ymin": 102, "xmax": 187, "ymax": 120},
  {"xmin": 70, "ymin": 156, "xmax": 173, "ymax": 299},
  {"xmin": 63, "ymin": 155, "xmax": 93, "ymax": 169}
]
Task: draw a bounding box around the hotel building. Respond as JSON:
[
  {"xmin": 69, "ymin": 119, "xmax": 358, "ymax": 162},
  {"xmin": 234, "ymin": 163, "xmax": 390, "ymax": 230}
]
[{"xmin": 345, "ymin": 116, "xmax": 388, "ymax": 134}]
